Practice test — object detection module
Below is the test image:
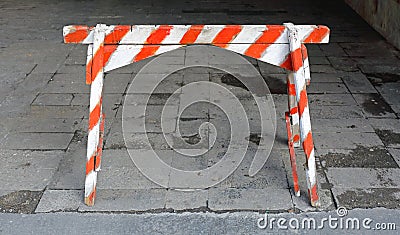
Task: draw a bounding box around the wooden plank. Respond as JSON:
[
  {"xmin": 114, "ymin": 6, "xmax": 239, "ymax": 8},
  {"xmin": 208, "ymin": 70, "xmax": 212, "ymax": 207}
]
[{"xmin": 63, "ymin": 25, "xmax": 330, "ymax": 45}]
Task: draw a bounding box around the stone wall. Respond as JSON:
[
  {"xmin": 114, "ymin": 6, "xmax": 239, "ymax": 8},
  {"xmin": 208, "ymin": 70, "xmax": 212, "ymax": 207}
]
[{"xmin": 345, "ymin": 0, "xmax": 400, "ymax": 49}]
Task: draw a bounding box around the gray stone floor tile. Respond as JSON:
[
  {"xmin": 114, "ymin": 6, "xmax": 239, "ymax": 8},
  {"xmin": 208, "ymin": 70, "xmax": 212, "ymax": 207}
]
[
  {"xmin": 314, "ymin": 132, "xmax": 383, "ymax": 149},
  {"xmin": 0, "ymin": 133, "xmax": 74, "ymax": 150},
  {"xmin": 376, "ymin": 83, "xmax": 400, "ymax": 105},
  {"xmin": 208, "ymin": 188, "xmax": 292, "ymax": 211},
  {"xmin": 341, "ymin": 72, "xmax": 377, "ymax": 93},
  {"xmin": 0, "ymin": 150, "xmax": 63, "ymax": 191},
  {"xmin": 326, "ymin": 168, "xmax": 400, "ymax": 188},
  {"xmin": 165, "ymin": 190, "xmax": 208, "ymax": 210},
  {"xmin": 353, "ymin": 93, "xmax": 397, "ymax": 118},
  {"xmin": 317, "ymin": 147, "xmax": 398, "ymax": 168},
  {"xmin": 307, "ymin": 82, "xmax": 349, "ymax": 94},
  {"xmin": 36, "ymin": 190, "xmax": 82, "ymax": 212},
  {"xmin": 308, "ymin": 94, "xmax": 357, "ymax": 106},
  {"xmin": 32, "ymin": 93, "xmax": 73, "ymax": 106},
  {"xmin": 311, "ymin": 73, "xmax": 343, "ymax": 83},
  {"xmin": 312, "ymin": 118, "xmax": 374, "ymax": 133},
  {"xmin": 367, "ymin": 118, "xmax": 400, "ymax": 148},
  {"xmin": 327, "ymin": 56, "xmax": 359, "ymax": 72},
  {"xmin": 78, "ymin": 189, "xmax": 167, "ymax": 212},
  {"xmin": 332, "ymin": 188, "xmax": 400, "ymax": 209},
  {"xmin": 0, "ymin": 118, "xmax": 81, "ymax": 133},
  {"xmin": 388, "ymin": 148, "xmax": 400, "ymax": 168},
  {"xmin": 48, "ymin": 147, "xmax": 86, "ymax": 190},
  {"xmin": 97, "ymin": 149, "xmax": 165, "ymax": 189},
  {"xmin": 310, "ymin": 65, "xmax": 337, "ymax": 73},
  {"xmin": 310, "ymin": 105, "xmax": 364, "ymax": 119}
]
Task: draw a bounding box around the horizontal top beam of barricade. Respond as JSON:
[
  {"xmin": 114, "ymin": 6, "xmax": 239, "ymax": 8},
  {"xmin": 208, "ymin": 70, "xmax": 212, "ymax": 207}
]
[{"xmin": 63, "ymin": 24, "xmax": 330, "ymax": 45}]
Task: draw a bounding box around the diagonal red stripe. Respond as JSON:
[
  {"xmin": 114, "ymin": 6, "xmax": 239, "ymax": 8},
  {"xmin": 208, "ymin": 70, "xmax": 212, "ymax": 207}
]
[
  {"xmin": 89, "ymin": 102, "xmax": 101, "ymax": 130},
  {"xmin": 280, "ymin": 55, "xmax": 293, "ymax": 71},
  {"xmin": 86, "ymin": 155, "xmax": 95, "ymax": 175},
  {"xmin": 303, "ymin": 26, "xmax": 329, "ymax": 43},
  {"xmin": 104, "ymin": 25, "xmax": 130, "ymax": 44},
  {"xmin": 301, "ymin": 44, "xmax": 308, "ymax": 60},
  {"xmin": 303, "ymin": 132, "xmax": 314, "ymax": 159},
  {"xmin": 245, "ymin": 25, "xmax": 284, "ymax": 59},
  {"xmin": 180, "ymin": 25, "xmax": 204, "ymax": 44},
  {"xmin": 298, "ymin": 90, "xmax": 308, "ymax": 116},
  {"xmin": 212, "ymin": 25, "xmax": 242, "ymax": 48},
  {"xmin": 288, "ymin": 84, "xmax": 296, "ymax": 96},
  {"xmin": 134, "ymin": 25, "xmax": 173, "ymax": 62},
  {"xmin": 291, "ymin": 48, "xmax": 303, "ymax": 72},
  {"xmin": 64, "ymin": 25, "xmax": 90, "ymax": 43}
]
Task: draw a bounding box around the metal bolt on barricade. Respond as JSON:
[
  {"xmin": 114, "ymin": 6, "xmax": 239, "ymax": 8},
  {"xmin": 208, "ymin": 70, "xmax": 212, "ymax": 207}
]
[{"xmin": 63, "ymin": 23, "xmax": 330, "ymax": 207}]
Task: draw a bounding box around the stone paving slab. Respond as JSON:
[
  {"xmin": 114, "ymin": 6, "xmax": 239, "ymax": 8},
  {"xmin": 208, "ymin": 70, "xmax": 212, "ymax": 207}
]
[
  {"xmin": 29, "ymin": 106, "xmax": 87, "ymax": 119},
  {"xmin": 352, "ymin": 93, "xmax": 397, "ymax": 118},
  {"xmin": 376, "ymin": 83, "xmax": 400, "ymax": 105},
  {"xmin": 48, "ymin": 147, "xmax": 86, "ymax": 190},
  {"xmin": 319, "ymin": 43, "xmax": 347, "ymax": 57},
  {"xmin": 332, "ymin": 188, "xmax": 400, "ymax": 209},
  {"xmin": 165, "ymin": 190, "xmax": 208, "ymax": 210},
  {"xmin": 317, "ymin": 147, "xmax": 398, "ymax": 168},
  {"xmin": 208, "ymin": 188, "xmax": 292, "ymax": 211},
  {"xmin": 64, "ymin": 56, "xmax": 85, "ymax": 66},
  {"xmin": 43, "ymin": 79, "xmax": 90, "ymax": 94},
  {"xmin": 308, "ymin": 56, "xmax": 330, "ymax": 65},
  {"xmin": 310, "ymin": 65, "xmax": 337, "ymax": 73},
  {"xmin": 340, "ymin": 41, "xmax": 398, "ymax": 58},
  {"xmin": 388, "ymin": 148, "xmax": 400, "ymax": 167},
  {"xmin": 32, "ymin": 93, "xmax": 74, "ymax": 106},
  {"xmin": 57, "ymin": 64, "xmax": 86, "ymax": 76},
  {"xmin": 307, "ymin": 82, "xmax": 349, "ymax": 94},
  {"xmin": 0, "ymin": 133, "xmax": 74, "ymax": 150},
  {"xmin": 314, "ymin": 132, "xmax": 384, "ymax": 149},
  {"xmin": 124, "ymin": 93, "xmax": 180, "ymax": 106},
  {"xmin": 97, "ymin": 149, "xmax": 166, "ymax": 190},
  {"xmin": 326, "ymin": 168, "xmax": 400, "ymax": 189},
  {"xmin": 31, "ymin": 62, "xmax": 63, "ymax": 75},
  {"xmin": 36, "ymin": 190, "xmax": 82, "ymax": 213},
  {"xmin": 390, "ymin": 105, "xmax": 400, "ymax": 116},
  {"xmin": 78, "ymin": 189, "xmax": 167, "ymax": 212},
  {"xmin": 340, "ymin": 72, "xmax": 377, "ymax": 94},
  {"xmin": 310, "ymin": 73, "xmax": 344, "ymax": 83},
  {"xmin": 327, "ymin": 56, "xmax": 359, "ymax": 72},
  {"xmin": 0, "ymin": 150, "xmax": 63, "ymax": 191},
  {"xmin": 368, "ymin": 118, "xmax": 400, "ymax": 131},
  {"xmin": 312, "ymin": 118, "xmax": 374, "ymax": 133},
  {"xmin": 103, "ymin": 73, "xmax": 133, "ymax": 94},
  {"xmin": 367, "ymin": 118, "xmax": 400, "ymax": 148},
  {"xmin": 0, "ymin": 118, "xmax": 81, "ymax": 134},
  {"xmin": 308, "ymin": 94, "xmax": 358, "ymax": 106},
  {"xmin": 310, "ymin": 105, "xmax": 364, "ymax": 119}
]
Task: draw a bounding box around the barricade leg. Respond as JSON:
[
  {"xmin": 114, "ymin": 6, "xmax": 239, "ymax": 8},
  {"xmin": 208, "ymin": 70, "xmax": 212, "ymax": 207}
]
[
  {"xmin": 287, "ymin": 72, "xmax": 301, "ymax": 148},
  {"xmin": 84, "ymin": 24, "xmax": 106, "ymax": 206},
  {"xmin": 285, "ymin": 112, "xmax": 300, "ymax": 196},
  {"xmin": 286, "ymin": 23, "xmax": 319, "ymax": 207}
]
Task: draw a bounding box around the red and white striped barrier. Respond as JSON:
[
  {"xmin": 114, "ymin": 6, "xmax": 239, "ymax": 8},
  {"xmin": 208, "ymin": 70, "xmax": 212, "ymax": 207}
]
[{"xmin": 63, "ymin": 24, "xmax": 329, "ymax": 207}]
